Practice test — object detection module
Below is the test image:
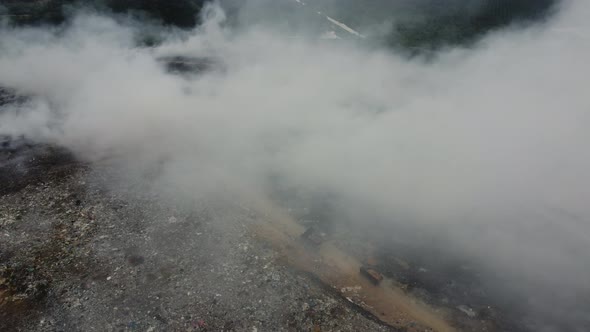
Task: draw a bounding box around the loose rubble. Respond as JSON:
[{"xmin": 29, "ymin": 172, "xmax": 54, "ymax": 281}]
[{"xmin": 0, "ymin": 144, "xmax": 393, "ymax": 331}]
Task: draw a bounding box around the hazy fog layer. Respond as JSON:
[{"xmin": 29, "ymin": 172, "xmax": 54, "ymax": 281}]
[{"xmin": 1, "ymin": 1, "xmax": 589, "ymax": 330}]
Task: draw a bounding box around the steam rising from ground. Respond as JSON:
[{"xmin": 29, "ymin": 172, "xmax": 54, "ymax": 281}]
[{"xmin": 1, "ymin": 0, "xmax": 589, "ymax": 330}]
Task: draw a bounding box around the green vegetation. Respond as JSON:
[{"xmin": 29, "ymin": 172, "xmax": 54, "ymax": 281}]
[
  {"xmin": 1, "ymin": 0, "xmax": 556, "ymax": 50},
  {"xmin": 1, "ymin": 0, "xmax": 205, "ymax": 27}
]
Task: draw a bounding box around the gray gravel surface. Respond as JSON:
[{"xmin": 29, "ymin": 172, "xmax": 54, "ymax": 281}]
[{"xmin": 0, "ymin": 147, "xmax": 393, "ymax": 332}]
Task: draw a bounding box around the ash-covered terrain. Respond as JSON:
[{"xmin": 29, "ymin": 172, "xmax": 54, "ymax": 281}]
[
  {"xmin": 1, "ymin": 1, "xmax": 589, "ymax": 331},
  {"xmin": 0, "ymin": 141, "xmax": 394, "ymax": 331}
]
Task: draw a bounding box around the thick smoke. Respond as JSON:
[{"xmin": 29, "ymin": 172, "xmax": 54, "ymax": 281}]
[{"xmin": 0, "ymin": 0, "xmax": 589, "ymax": 330}]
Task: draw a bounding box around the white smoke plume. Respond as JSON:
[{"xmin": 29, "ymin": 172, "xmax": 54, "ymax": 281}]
[{"xmin": 0, "ymin": 0, "xmax": 589, "ymax": 330}]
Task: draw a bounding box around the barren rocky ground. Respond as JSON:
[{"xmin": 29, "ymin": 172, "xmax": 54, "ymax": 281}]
[
  {"xmin": 0, "ymin": 1, "xmax": 578, "ymax": 330},
  {"xmin": 0, "ymin": 141, "xmax": 394, "ymax": 332}
]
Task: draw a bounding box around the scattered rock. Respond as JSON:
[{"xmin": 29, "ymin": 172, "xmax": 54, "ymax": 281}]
[
  {"xmin": 360, "ymin": 266, "xmax": 383, "ymax": 285},
  {"xmin": 457, "ymin": 305, "xmax": 477, "ymax": 318}
]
